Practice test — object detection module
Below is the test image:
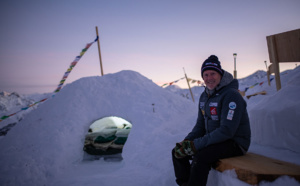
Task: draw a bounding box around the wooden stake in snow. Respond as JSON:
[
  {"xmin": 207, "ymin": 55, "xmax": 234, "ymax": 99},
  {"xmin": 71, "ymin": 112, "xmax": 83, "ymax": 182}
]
[
  {"xmin": 183, "ymin": 68, "xmax": 195, "ymax": 103},
  {"xmin": 96, "ymin": 26, "xmax": 104, "ymax": 76}
]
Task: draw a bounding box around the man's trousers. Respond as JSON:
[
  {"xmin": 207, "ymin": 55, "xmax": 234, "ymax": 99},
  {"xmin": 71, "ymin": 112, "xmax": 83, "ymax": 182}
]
[{"xmin": 172, "ymin": 140, "xmax": 244, "ymax": 186}]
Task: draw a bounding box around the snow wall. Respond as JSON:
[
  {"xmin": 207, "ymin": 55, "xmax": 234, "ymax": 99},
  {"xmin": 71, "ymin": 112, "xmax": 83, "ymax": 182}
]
[
  {"xmin": 0, "ymin": 70, "xmax": 197, "ymax": 185},
  {"xmin": 248, "ymin": 67, "xmax": 300, "ymax": 153}
]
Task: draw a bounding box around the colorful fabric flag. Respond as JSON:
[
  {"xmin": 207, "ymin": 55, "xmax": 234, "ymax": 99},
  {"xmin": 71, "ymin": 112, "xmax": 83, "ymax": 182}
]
[
  {"xmin": 244, "ymin": 77, "xmax": 276, "ymax": 92},
  {"xmin": 160, "ymin": 77, "xmax": 201, "ymax": 87},
  {"xmin": 161, "ymin": 77, "xmax": 185, "ymax": 87},
  {"xmin": 0, "ymin": 37, "xmax": 98, "ymax": 123},
  {"xmin": 54, "ymin": 37, "xmax": 98, "ymax": 93}
]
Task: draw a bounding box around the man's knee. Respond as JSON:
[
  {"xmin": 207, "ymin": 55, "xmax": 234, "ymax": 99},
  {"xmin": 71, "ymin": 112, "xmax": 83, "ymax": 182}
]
[
  {"xmin": 172, "ymin": 148, "xmax": 176, "ymax": 158},
  {"xmin": 192, "ymin": 147, "xmax": 219, "ymax": 166}
]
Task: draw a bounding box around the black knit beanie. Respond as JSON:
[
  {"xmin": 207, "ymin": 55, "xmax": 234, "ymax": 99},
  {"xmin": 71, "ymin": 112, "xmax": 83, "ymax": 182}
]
[{"xmin": 201, "ymin": 55, "xmax": 224, "ymax": 77}]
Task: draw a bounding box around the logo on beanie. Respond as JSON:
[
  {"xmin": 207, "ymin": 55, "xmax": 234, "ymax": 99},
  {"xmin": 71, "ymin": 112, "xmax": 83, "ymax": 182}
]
[{"xmin": 205, "ymin": 62, "xmax": 218, "ymax": 66}]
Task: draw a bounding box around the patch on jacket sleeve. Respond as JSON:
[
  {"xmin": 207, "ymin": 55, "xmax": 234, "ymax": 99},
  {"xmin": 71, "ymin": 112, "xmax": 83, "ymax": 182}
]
[
  {"xmin": 227, "ymin": 109, "xmax": 234, "ymax": 120},
  {"xmin": 229, "ymin": 102, "xmax": 237, "ymax": 110}
]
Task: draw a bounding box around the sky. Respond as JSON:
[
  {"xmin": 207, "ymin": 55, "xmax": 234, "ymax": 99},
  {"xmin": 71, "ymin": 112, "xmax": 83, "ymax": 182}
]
[{"xmin": 0, "ymin": 0, "xmax": 300, "ymax": 94}]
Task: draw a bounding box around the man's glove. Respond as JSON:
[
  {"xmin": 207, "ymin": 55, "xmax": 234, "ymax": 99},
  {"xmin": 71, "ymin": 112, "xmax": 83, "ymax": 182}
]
[
  {"xmin": 174, "ymin": 140, "xmax": 197, "ymax": 159},
  {"xmin": 181, "ymin": 140, "xmax": 197, "ymax": 156},
  {"xmin": 174, "ymin": 143, "xmax": 186, "ymax": 159}
]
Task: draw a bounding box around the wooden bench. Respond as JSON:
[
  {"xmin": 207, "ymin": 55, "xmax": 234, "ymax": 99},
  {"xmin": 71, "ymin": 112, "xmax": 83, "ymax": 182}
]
[{"xmin": 214, "ymin": 153, "xmax": 300, "ymax": 185}]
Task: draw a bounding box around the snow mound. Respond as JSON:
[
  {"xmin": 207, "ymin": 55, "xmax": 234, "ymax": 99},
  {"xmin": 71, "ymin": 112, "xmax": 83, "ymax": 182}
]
[
  {"xmin": 249, "ymin": 68, "xmax": 300, "ymax": 153},
  {"xmin": 165, "ymin": 85, "xmax": 205, "ymax": 103},
  {"xmin": 165, "ymin": 84, "xmax": 182, "ymax": 92},
  {"xmin": 0, "ymin": 70, "xmax": 197, "ymax": 186}
]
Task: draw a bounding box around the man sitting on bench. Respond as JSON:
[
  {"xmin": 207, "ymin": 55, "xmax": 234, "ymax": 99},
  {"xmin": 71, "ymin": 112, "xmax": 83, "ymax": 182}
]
[{"xmin": 172, "ymin": 55, "xmax": 251, "ymax": 186}]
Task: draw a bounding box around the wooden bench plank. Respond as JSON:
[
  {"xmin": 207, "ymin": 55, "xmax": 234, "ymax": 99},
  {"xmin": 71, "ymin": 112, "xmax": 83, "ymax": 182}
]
[{"xmin": 214, "ymin": 153, "xmax": 300, "ymax": 185}]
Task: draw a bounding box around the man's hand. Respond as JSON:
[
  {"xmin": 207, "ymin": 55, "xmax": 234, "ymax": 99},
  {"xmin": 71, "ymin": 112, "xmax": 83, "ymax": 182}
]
[
  {"xmin": 174, "ymin": 143, "xmax": 186, "ymax": 159},
  {"xmin": 181, "ymin": 140, "xmax": 197, "ymax": 156},
  {"xmin": 174, "ymin": 140, "xmax": 197, "ymax": 159}
]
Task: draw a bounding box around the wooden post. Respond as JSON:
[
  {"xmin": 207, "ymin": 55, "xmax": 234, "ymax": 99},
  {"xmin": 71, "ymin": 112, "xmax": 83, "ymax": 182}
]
[
  {"xmin": 267, "ymin": 65, "xmax": 271, "ymax": 86},
  {"xmin": 267, "ymin": 35, "xmax": 282, "ymax": 90},
  {"xmin": 96, "ymin": 26, "xmax": 104, "ymax": 76},
  {"xmin": 183, "ymin": 68, "xmax": 195, "ymax": 103}
]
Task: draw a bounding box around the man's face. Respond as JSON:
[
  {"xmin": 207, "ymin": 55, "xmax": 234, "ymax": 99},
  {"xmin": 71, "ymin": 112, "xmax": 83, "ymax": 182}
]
[{"xmin": 203, "ymin": 70, "xmax": 222, "ymax": 90}]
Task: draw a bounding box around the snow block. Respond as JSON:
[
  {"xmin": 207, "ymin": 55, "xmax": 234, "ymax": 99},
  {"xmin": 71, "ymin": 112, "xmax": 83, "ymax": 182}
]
[{"xmin": 214, "ymin": 153, "xmax": 300, "ymax": 185}]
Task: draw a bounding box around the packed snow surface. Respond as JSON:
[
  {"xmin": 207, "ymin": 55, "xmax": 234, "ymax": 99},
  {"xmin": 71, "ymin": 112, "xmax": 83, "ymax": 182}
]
[{"xmin": 0, "ymin": 68, "xmax": 300, "ymax": 186}]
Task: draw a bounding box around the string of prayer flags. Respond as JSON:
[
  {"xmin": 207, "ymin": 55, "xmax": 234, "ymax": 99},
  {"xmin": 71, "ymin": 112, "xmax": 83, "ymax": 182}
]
[
  {"xmin": 244, "ymin": 78, "xmax": 274, "ymax": 92},
  {"xmin": 187, "ymin": 78, "xmax": 203, "ymax": 85},
  {"xmin": 54, "ymin": 36, "xmax": 98, "ymax": 93},
  {"xmin": 0, "ymin": 37, "xmax": 98, "ymax": 123},
  {"xmin": 161, "ymin": 77, "xmax": 202, "ymax": 87},
  {"xmin": 0, "ymin": 98, "xmax": 48, "ymax": 122},
  {"xmin": 161, "ymin": 77, "xmax": 185, "ymax": 87}
]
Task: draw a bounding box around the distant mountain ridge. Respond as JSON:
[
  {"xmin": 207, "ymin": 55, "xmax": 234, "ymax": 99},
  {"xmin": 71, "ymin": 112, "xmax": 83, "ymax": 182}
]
[
  {"xmin": 239, "ymin": 70, "xmax": 267, "ymax": 82},
  {"xmin": 0, "ymin": 91, "xmax": 34, "ymax": 113}
]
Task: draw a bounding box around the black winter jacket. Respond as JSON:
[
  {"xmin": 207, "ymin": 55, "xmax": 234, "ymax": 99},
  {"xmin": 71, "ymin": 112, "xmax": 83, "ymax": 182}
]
[{"xmin": 185, "ymin": 71, "xmax": 251, "ymax": 152}]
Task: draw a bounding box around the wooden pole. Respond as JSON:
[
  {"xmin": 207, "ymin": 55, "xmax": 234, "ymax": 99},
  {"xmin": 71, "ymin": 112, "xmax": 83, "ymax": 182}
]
[
  {"xmin": 183, "ymin": 68, "xmax": 195, "ymax": 102},
  {"xmin": 268, "ymin": 36, "xmax": 281, "ymax": 90},
  {"xmin": 96, "ymin": 26, "xmax": 104, "ymax": 76}
]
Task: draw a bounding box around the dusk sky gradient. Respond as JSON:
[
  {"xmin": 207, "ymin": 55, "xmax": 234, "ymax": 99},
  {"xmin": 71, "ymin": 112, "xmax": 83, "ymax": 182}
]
[{"xmin": 1, "ymin": 0, "xmax": 300, "ymax": 94}]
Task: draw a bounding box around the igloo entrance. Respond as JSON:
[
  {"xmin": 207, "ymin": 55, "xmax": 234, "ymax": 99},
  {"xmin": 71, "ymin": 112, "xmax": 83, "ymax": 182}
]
[{"xmin": 83, "ymin": 116, "xmax": 132, "ymax": 161}]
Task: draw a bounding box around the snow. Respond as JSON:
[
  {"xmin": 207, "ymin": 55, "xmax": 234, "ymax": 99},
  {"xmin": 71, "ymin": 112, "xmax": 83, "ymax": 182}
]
[
  {"xmin": 0, "ymin": 91, "xmax": 53, "ymax": 129},
  {"xmin": 0, "ymin": 68, "xmax": 300, "ymax": 186},
  {"xmin": 0, "ymin": 92, "xmax": 36, "ymax": 126},
  {"xmin": 165, "ymin": 84, "xmax": 204, "ymax": 102}
]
